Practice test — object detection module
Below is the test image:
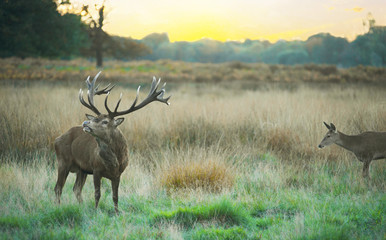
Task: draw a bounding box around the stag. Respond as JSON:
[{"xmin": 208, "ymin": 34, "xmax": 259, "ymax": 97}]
[
  {"xmin": 54, "ymin": 72, "xmax": 170, "ymax": 213},
  {"xmin": 318, "ymin": 122, "xmax": 386, "ymax": 178}
]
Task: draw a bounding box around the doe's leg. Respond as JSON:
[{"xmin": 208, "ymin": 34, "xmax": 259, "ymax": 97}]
[{"xmin": 362, "ymin": 160, "xmax": 371, "ymax": 178}]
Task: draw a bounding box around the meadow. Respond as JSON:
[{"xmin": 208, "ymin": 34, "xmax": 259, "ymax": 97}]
[{"xmin": 0, "ymin": 59, "xmax": 385, "ymax": 239}]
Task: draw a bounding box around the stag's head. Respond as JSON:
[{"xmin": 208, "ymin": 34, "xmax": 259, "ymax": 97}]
[
  {"xmin": 79, "ymin": 72, "xmax": 170, "ymax": 141},
  {"xmin": 318, "ymin": 122, "xmax": 339, "ymax": 149}
]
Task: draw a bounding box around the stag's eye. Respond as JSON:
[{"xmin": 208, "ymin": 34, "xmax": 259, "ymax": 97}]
[
  {"xmin": 326, "ymin": 135, "xmax": 330, "ymax": 138},
  {"xmin": 102, "ymin": 120, "xmax": 109, "ymax": 125}
]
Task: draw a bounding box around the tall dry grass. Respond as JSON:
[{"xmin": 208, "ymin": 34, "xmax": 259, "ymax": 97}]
[
  {"xmin": 2, "ymin": 82, "xmax": 386, "ymax": 156},
  {"xmin": 1, "ymin": 81, "xmax": 385, "ymax": 184}
]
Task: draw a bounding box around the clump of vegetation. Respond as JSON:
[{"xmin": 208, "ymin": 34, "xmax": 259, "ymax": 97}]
[
  {"xmin": 152, "ymin": 198, "xmax": 251, "ymax": 228},
  {"xmin": 266, "ymin": 128, "xmax": 299, "ymax": 154},
  {"xmin": 160, "ymin": 158, "xmax": 235, "ymax": 192},
  {"xmin": 189, "ymin": 226, "xmax": 249, "ymax": 240}
]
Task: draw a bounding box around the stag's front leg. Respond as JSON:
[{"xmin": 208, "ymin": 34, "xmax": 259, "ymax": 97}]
[
  {"xmin": 93, "ymin": 172, "xmax": 102, "ymax": 209},
  {"xmin": 111, "ymin": 177, "xmax": 120, "ymax": 214}
]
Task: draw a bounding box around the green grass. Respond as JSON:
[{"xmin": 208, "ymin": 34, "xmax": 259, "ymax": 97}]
[
  {"xmin": 0, "ymin": 155, "xmax": 384, "ymax": 239},
  {"xmin": 152, "ymin": 198, "xmax": 252, "ymax": 228}
]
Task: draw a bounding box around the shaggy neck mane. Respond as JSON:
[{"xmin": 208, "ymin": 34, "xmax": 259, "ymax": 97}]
[{"xmin": 95, "ymin": 129, "xmax": 128, "ymax": 167}]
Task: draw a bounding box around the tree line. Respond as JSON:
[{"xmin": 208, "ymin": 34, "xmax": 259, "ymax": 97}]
[
  {"xmin": 0, "ymin": 0, "xmax": 149, "ymax": 65},
  {"xmin": 139, "ymin": 28, "xmax": 385, "ymax": 67},
  {"xmin": 0, "ymin": 0, "xmax": 385, "ymax": 67}
]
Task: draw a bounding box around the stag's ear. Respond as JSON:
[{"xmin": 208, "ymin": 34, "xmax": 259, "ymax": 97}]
[
  {"xmin": 86, "ymin": 114, "xmax": 96, "ymax": 120},
  {"xmin": 114, "ymin": 118, "xmax": 124, "ymax": 127},
  {"xmin": 330, "ymin": 123, "xmax": 336, "ymax": 132},
  {"xmin": 323, "ymin": 121, "xmax": 330, "ymax": 130}
]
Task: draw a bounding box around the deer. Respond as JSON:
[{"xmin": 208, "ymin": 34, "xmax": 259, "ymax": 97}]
[
  {"xmin": 318, "ymin": 122, "xmax": 386, "ymax": 178},
  {"xmin": 54, "ymin": 72, "xmax": 170, "ymax": 213}
]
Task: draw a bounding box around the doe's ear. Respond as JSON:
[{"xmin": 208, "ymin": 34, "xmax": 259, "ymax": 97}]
[
  {"xmin": 330, "ymin": 123, "xmax": 336, "ymax": 132},
  {"xmin": 323, "ymin": 121, "xmax": 330, "ymax": 130},
  {"xmin": 114, "ymin": 118, "xmax": 124, "ymax": 126},
  {"xmin": 86, "ymin": 114, "xmax": 96, "ymax": 120}
]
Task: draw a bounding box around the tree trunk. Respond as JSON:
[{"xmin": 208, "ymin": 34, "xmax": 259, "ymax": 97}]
[
  {"xmin": 95, "ymin": 27, "xmax": 103, "ymax": 68},
  {"xmin": 95, "ymin": 6, "xmax": 104, "ymax": 68}
]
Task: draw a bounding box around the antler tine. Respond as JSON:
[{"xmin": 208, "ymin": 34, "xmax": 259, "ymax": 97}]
[
  {"xmin": 79, "ymin": 72, "xmax": 112, "ymax": 116},
  {"xmin": 158, "ymin": 82, "xmax": 171, "ymax": 105},
  {"xmin": 95, "ymin": 83, "xmax": 115, "ymax": 95},
  {"xmin": 114, "ymin": 93, "xmax": 123, "ymax": 112},
  {"xmin": 105, "ymin": 77, "xmax": 170, "ymax": 119}
]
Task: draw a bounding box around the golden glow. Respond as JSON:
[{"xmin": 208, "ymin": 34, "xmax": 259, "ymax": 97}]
[
  {"xmin": 345, "ymin": 7, "xmax": 364, "ymax": 12},
  {"xmin": 71, "ymin": 0, "xmax": 386, "ymax": 43}
]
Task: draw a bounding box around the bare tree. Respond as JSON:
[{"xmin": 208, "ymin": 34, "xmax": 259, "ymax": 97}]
[{"xmin": 81, "ymin": 3, "xmax": 106, "ymax": 67}]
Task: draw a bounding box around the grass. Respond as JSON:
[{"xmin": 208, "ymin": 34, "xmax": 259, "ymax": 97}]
[
  {"xmin": 159, "ymin": 155, "xmax": 235, "ymax": 192},
  {"xmin": 0, "ymin": 62, "xmax": 385, "ymax": 239},
  {"xmin": 1, "ymin": 57, "xmax": 386, "ymax": 84}
]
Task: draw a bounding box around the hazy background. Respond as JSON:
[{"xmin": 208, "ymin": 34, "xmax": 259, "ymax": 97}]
[
  {"xmin": 82, "ymin": 0, "xmax": 386, "ymax": 42},
  {"xmin": 1, "ymin": 0, "xmax": 385, "ymax": 67}
]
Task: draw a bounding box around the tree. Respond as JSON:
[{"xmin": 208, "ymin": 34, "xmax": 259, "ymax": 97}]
[
  {"xmin": 0, "ymin": 0, "xmax": 89, "ymax": 58},
  {"xmin": 305, "ymin": 33, "xmax": 349, "ymax": 64},
  {"xmin": 105, "ymin": 36, "xmax": 151, "ymax": 60},
  {"xmin": 81, "ymin": 3, "xmax": 106, "ymax": 67}
]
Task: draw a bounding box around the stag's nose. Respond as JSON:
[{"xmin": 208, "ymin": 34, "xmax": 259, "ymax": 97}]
[
  {"xmin": 318, "ymin": 144, "xmax": 323, "ymax": 149},
  {"xmin": 82, "ymin": 120, "xmax": 90, "ymax": 127}
]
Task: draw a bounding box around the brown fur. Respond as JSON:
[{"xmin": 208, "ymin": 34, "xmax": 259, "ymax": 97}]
[
  {"xmin": 54, "ymin": 114, "xmax": 128, "ymax": 213},
  {"xmin": 318, "ymin": 122, "xmax": 386, "ymax": 178},
  {"xmin": 54, "ymin": 73, "xmax": 170, "ymax": 213}
]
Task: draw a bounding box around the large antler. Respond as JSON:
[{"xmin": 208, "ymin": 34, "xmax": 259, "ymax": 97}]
[
  {"xmin": 104, "ymin": 76, "xmax": 171, "ymax": 119},
  {"xmin": 79, "ymin": 71, "xmax": 115, "ymax": 115}
]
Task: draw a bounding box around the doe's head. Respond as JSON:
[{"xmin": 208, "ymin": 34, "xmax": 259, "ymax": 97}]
[{"xmin": 318, "ymin": 122, "xmax": 339, "ymax": 149}]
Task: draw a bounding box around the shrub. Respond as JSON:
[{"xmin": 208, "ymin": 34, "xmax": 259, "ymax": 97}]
[
  {"xmin": 160, "ymin": 158, "xmax": 235, "ymax": 192},
  {"xmin": 266, "ymin": 128, "xmax": 299, "ymax": 154},
  {"xmin": 152, "ymin": 198, "xmax": 251, "ymax": 228}
]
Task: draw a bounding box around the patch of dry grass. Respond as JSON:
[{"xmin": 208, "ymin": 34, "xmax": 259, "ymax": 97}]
[
  {"xmin": 159, "ymin": 154, "xmax": 235, "ymax": 192},
  {"xmin": 1, "ymin": 58, "xmax": 385, "ymax": 84}
]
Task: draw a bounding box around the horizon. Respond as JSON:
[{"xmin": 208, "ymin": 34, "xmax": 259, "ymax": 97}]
[{"xmin": 67, "ymin": 0, "xmax": 386, "ymax": 43}]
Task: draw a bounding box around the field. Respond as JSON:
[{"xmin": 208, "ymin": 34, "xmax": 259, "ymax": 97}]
[{"xmin": 0, "ymin": 59, "xmax": 385, "ymax": 239}]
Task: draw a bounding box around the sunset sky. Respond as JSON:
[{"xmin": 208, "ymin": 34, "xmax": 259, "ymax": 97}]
[{"xmin": 69, "ymin": 0, "xmax": 386, "ymax": 43}]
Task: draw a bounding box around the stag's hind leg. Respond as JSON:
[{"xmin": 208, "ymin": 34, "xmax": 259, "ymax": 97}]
[
  {"xmin": 73, "ymin": 171, "xmax": 87, "ymax": 203},
  {"xmin": 54, "ymin": 164, "xmax": 70, "ymax": 204}
]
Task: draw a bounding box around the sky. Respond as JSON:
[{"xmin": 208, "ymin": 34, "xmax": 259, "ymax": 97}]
[{"xmin": 68, "ymin": 0, "xmax": 386, "ymax": 43}]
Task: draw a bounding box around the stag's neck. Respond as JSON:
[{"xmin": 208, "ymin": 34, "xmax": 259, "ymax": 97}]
[
  {"xmin": 95, "ymin": 129, "xmax": 128, "ymax": 164},
  {"xmin": 335, "ymin": 131, "xmax": 358, "ymax": 153}
]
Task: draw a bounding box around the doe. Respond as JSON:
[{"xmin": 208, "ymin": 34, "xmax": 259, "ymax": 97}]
[{"xmin": 318, "ymin": 122, "xmax": 386, "ymax": 178}]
